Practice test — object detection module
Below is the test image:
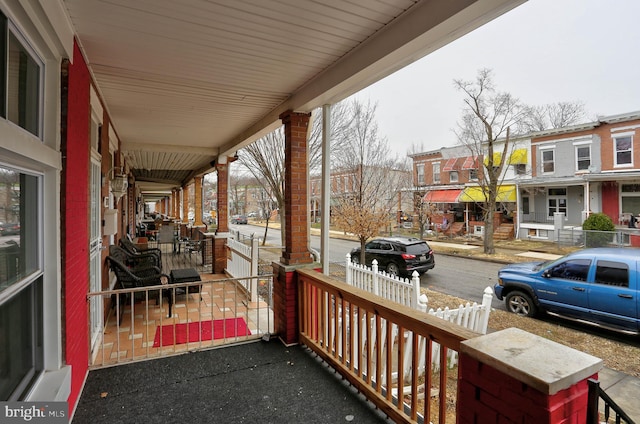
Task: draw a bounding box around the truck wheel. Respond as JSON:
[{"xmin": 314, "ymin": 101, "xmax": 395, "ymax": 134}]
[{"xmin": 505, "ymin": 290, "xmax": 537, "ymax": 317}]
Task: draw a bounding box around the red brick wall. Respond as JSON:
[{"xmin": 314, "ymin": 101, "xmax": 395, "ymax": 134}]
[
  {"xmin": 458, "ymin": 354, "xmax": 593, "ymax": 423},
  {"xmin": 272, "ymin": 264, "xmax": 298, "ymax": 344},
  {"xmin": 281, "ymin": 110, "xmax": 312, "ymax": 265},
  {"xmin": 63, "ymin": 41, "xmax": 91, "ymax": 411}
]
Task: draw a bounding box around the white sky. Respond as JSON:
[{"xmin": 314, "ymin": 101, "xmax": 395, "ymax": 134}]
[{"xmin": 352, "ymin": 0, "xmax": 640, "ymax": 155}]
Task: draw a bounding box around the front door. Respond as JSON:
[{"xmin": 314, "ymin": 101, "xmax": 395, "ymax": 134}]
[{"xmin": 89, "ymin": 155, "xmax": 103, "ymax": 355}]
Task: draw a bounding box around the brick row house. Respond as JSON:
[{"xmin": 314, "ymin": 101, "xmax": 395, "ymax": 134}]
[{"xmin": 410, "ymin": 111, "xmax": 640, "ymax": 242}]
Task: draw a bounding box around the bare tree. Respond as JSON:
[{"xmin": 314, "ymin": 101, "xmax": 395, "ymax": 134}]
[
  {"xmin": 522, "ymin": 101, "xmax": 587, "ymax": 132},
  {"xmin": 332, "ymin": 100, "xmax": 407, "ymax": 263},
  {"xmin": 454, "ymin": 69, "xmax": 528, "ymax": 254},
  {"xmin": 238, "ymin": 130, "xmax": 286, "ymax": 244},
  {"xmin": 239, "ymin": 101, "xmax": 356, "ymax": 246}
]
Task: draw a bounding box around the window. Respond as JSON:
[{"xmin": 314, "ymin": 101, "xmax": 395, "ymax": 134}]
[
  {"xmin": 416, "ymin": 164, "xmax": 424, "ymax": 185},
  {"xmin": 541, "ymin": 149, "xmax": 554, "ymax": 173},
  {"xmin": 514, "ymin": 164, "xmax": 526, "ymax": 175},
  {"xmin": 0, "ymin": 164, "xmax": 43, "ymax": 400},
  {"xmin": 549, "ymin": 259, "xmax": 591, "ymax": 281},
  {"xmin": 469, "ymin": 168, "xmax": 478, "ymax": 180},
  {"xmin": 449, "ymin": 170, "xmax": 458, "ymax": 183},
  {"xmin": 574, "ymin": 145, "xmax": 591, "ymax": 171},
  {"xmin": 547, "ymin": 188, "xmax": 567, "ymax": 218},
  {"xmin": 522, "ymin": 196, "xmax": 530, "ymax": 214},
  {"xmin": 433, "ymin": 163, "xmax": 440, "ymax": 183},
  {"xmin": 595, "ymin": 260, "xmax": 629, "ymax": 287},
  {"xmin": 1, "ymin": 16, "xmax": 42, "ymax": 137},
  {"xmin": 614, "ymin": 135, "xmax": 633, "ymax": 166}
]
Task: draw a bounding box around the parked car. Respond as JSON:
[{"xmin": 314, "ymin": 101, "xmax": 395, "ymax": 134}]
[
  {"xmin": 230, "ymin": 215, "xmax": 248, "ymax": 224},
  {"xmin": 494, "ymin": 247, "xmax": 640, "ymax": 335},
  {"xmin": 0, "ymin": 222, "xmax": 20, "ymax": 235},
  {"xmin": 247, "ymin": 212, "xmax": 257, "ymax": 218},
  {"xmin": 349, "ymin": 236, "xmax": 435, "ymax": 277}
]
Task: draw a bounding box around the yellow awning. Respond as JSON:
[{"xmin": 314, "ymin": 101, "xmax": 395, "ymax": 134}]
[
  {"xmin": 459, "ymin": 185, "xmax": 516, "ymax": 202},
  {"xmin": 509, "ymin": 148, "xmax": 528, "ymax": 165},
  {"xmin": 483, "ymin": 152, "xmax": 502, "ymax": 166}
]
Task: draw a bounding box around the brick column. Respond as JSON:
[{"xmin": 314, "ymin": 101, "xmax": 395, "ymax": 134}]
[
  {"xmin": 280, "ymin": 110, "xmax": 312, "ymax": 265},
  {"xmin": 172, "ymin": 189, "xmax": 179, "ymax": 218},
  {"xmin": 194, "ymin": 176, "xmax": 203, "ymax": 226},
  {"xmin": 272, "ymin": 110, "xmax": 314, "ymax": 345},
  {"xmin": 182, "ymin": 186, "xmax": 189, "ymax": 223},
  {"xmin": 213, "ymin": 163, "xmax": 230, "ymax": 274},
  {"xmin": 458, "ymin": 328, "xmax": 602, "ymax": 423}
]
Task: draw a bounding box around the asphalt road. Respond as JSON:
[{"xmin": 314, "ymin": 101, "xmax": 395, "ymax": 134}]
[{"xmin": 233, "ymin": 223, "xmax": 504, "ymax": 308}]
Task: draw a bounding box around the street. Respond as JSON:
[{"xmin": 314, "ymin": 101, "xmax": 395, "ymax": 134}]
[{"xmin": 233, "ymin": 223, "xmax": 503, "ymax": 308}]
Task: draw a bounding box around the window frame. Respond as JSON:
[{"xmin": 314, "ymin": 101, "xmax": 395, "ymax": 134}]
[
  {"xmin": 2, "ymin": 20, "xmax": 44, "ymax": 138},
  {"xmin": 541, "ymin": 148, "xmax": 555, "ymax": 174},
  {"xmin": 613, "ymin": 133, "xmax": 633, "ymax": 167},
  {"xmin": 449, "ymin": 170, "xmax": 458, "ymax": 183},
  {"xmin": 575, "ymin": 144, "xmax": 591, "ymax": 172},
  {"xmin": 432, "ymin": 162, "xmax": 440, "ymax": 184},
  {"xmin": 416, "ymin": 163, "xmax": 424, "ymax": 186}
]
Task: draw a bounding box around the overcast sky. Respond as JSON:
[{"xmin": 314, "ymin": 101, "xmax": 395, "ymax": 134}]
[{"xmin": 352, "ymin": 0, "xmax": 640, "ymax": 156}]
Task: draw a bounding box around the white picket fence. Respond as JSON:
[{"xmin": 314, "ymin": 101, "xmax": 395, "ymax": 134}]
[
  {"xmin": 344, "ymin": 253, "xmax": 494, "ymax": 389},
  {"xmin": 225, "ymin": 236, "xmax": 259, "ymax": 302}
]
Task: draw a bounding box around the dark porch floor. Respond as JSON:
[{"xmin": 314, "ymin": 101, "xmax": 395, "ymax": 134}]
[{"xmin": 73, "ymin": 339, "xmax": 392, "ymax": 424}]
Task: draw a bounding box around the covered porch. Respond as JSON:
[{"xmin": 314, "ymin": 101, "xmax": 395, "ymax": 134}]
[{"xmin": 1, "ymin": 1, "xmax": 612, "ymax": 423}]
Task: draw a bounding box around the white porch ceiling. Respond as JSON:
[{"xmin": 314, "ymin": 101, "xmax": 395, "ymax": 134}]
[{"xmin": 62, "ymin": 0, "xmax": 525, "ymax": 197}]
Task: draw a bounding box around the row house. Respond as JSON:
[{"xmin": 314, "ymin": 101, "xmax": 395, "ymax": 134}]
[
  {"xmin": 310, "ymin": 165, "xmax": 413, "ymax": 226},
  {"xmin": 410, "ymin": 138, "xmax": 531, "ymax": 237},
  {"xmin": 519, "ymin": 111, "xmax": 640, "ymax": 240},
  {"xmin": 411, "ymin": 111, "xmax": 640, "ymax": 242}
]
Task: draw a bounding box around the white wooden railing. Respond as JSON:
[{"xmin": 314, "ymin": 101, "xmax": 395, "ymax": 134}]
[
  {"xmin": 345, "ymin": 253, "xmax": 422, "ymax": 310},
  {"xmin": 226, "ymin": 236, "xmax": 259, "ymax": 302},
  {"xmin": 345, "ymin": 252, "xmax": 493, "ymax": 383}
]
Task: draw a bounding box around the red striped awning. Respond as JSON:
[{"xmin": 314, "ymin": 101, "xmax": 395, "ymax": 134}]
[
  {"xmin": 422, "ymin": 189, "xmax": 462, "ymax": 203},
  {"xmin": 442, "ymin": 157, "xmax": 459, "ymax": 172},
  {"xmin": 461, "ymin": 156, "xmax": 478, "ymax": 170}
]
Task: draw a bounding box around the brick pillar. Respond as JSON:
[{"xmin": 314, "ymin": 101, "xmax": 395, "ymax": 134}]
[
  {"xmin": 458, "ymin": 328, "xmax": 602, "ymax": 424},
  {"xmin": 216, "ymin": 164, "xmax": 229, "ymax": 234},
  {"xmin": 172, "ymin": 189, "xmax": 179, "ymax": 218},
  {"xmin": 213, "ymin": 163, "xmax": 230, "ymax": 274},
  {"xmin": 182, "ymin": 186, "xmax": 189, "ymax": 223},
  {"xmin": 280, "ymin": 110, "xmax": 312, "ymax": 265},
  {"xmin": 194, "ymin": 176, "xmax": 203, "ymax": 226}
]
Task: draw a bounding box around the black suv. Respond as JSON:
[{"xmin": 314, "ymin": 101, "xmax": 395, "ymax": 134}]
[{"xmin": 349, "ymin": 236, "xmax": 435, "ymax": 277}]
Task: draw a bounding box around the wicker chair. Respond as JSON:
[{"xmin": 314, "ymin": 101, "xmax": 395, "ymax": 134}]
[
  {"xmin": 106, "ymin": 255, "xmax": 171, "ymax": 323},
  {"xmin": 110, "ymin": 244, "xmax": 161, "ymax": 270},
  {"xmin": 119, "ymin": 237, "xmax": 162, "ymax": 267}
]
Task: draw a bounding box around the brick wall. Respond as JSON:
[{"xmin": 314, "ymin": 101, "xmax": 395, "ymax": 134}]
[
  {"xmin": 458, "ymin": 354, "xmax": 593, "ymax": 423},
  {"xmin": 62, "ymin": 41, "xmax": 91, "ymax": 410}
]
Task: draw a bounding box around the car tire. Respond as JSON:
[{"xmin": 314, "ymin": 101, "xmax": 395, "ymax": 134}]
[
  {"xmin": 386, "ymin": 262, "xmax": 400, "ymax": 276},
  {"xmin": 505, "ymin": 290, "xmax": 537, "ymax": 317}
]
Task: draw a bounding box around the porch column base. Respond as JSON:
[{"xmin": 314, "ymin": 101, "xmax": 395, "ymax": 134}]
[
  {"xmin": 212, "ymin": 233, "xmax": 229, "ymax": 274},
  {"xmin": 272, "ymin": 261, "xmax": 319, "ymax": 345},
  {"xmin": 458, "ymin": 327, "xmax": 602, "ymax": 423}
]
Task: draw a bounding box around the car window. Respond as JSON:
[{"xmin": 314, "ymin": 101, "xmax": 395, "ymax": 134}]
[
  {"xmin": 366, "ymin": 242, "xmax": 380, "ymax": 250},
  {"xmin": 379, "ymin": 242, "xmax": 393, "ymax": 251},
  {"xmin": 594, "ymin": 260, "xmax": 629, "ymax": 287},
  {"xmin": 548, "ymin": 259, "xmax": 591, "ymax": 281},
  {"xmin": 405, "ymin": 243, "xmax": 429, "ymax": 254}
]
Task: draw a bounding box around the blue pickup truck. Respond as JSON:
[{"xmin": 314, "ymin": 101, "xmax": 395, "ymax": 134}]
[{"xmin": 494, "ymin": 247, "xmax": 639, "ymax": 335}]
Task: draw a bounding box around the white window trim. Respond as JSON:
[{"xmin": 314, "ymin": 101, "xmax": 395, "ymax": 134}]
[
  {"xmin": 540, "ymin": 148, "xmax": 555, "ymax": 174},
  {"xmin": 613, "ymin": 134, "xmax": 633, "ymax": 168},
  {"xmin": 575, "ymin": 144, "xmax": 591, "ymax": 172}
]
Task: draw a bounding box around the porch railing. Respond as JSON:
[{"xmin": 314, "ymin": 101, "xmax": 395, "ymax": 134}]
[
  {"xmin": 296, "ymin": 268, "xmax": 479, "ymax": 424},
  {"xmin": 587, "ymin": 378, "xmax": 635, "ymax": 424},
  {"xmin": 87, "ymin": 275, "xmax": 273, "ymax": 368},
  {"xmin": 226, "ymin": 235, "xmax": 260, "ymax": 302}
]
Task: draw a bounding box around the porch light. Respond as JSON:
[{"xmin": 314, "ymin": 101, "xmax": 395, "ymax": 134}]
[{"xmin": 107, "ymin": 167, "xmax": 128, "ymax": 201}]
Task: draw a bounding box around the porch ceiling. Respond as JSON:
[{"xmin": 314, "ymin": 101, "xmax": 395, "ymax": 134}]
[{"xmin": 62, "ymin": 0, "xmax": 525, "ymax": 198}]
